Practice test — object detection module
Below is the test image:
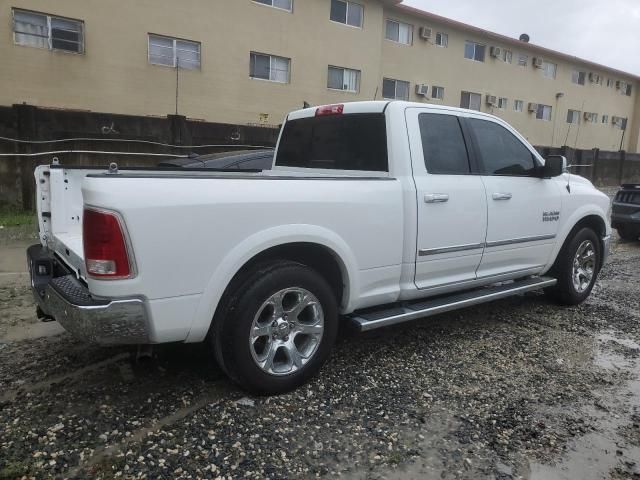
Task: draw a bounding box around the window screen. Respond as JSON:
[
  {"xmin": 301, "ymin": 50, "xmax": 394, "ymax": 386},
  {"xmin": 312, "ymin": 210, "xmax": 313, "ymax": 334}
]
[
  {"xmin": 275, "ymin": 114, "xmax": 388, "ymax": 171},
  {"xmin": 468, "ymin": 119, "xmax": 537, "ymax": 176},
  {"xmin": 418, "ymin": 114, "xmax": 470, "ymax": 175}
]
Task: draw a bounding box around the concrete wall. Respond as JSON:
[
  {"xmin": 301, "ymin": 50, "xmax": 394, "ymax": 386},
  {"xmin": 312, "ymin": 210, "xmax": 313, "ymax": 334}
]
[
  {"xmin": 0, "ymin": 0, "xmax": 638, "ymax": 151},
  {"xmin": 0, "ymin": 105, "xmax": 279, "ymax": 210}
]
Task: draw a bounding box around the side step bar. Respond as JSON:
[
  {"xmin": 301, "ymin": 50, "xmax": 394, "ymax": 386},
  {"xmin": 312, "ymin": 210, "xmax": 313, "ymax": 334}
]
[{"xmin": 347, "ymin": 276, "xmax": 557, "ymax": 332}]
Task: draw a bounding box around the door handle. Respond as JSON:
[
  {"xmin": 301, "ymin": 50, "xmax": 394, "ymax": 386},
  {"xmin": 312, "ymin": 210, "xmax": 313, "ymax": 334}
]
[
  {"xmin": 492, "ymin": 192, "xmax": 513, "ymax": 201},
  {"xmin": 424, "ymin": 193, "xmax": 449, "ymax": 203}
]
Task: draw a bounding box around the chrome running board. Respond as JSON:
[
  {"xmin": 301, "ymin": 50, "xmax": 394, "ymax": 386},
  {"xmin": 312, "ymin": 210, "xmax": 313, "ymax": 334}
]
[{"xmin": 347, "ymin": 276, "xmax": 557, "ymax": 332}]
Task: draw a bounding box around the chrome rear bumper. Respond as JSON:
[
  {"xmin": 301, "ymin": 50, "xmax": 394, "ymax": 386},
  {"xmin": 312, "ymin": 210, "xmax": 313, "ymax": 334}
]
[{"xmin": 28, "ymin": 244, "xmax": 149, "ymax": 345}]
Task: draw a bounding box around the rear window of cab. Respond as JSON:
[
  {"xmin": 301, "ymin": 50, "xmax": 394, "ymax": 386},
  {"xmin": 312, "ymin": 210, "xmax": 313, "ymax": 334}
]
[{"xmin": 275, "ymin": 113, "xmax": 388, "ymax": 172}]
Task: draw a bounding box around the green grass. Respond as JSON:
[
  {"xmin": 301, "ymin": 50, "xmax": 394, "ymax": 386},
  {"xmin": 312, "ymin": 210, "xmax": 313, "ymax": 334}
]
[{"xmin": 0, "ymin": 209, "xmax": 35, "ymax": 227}]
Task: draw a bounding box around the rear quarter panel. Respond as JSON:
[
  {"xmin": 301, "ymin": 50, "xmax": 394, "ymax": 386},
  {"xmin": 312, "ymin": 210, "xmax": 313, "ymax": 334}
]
[{"xmin": 81, "ymin": 175, "xmax": 404, "ymax": 342}]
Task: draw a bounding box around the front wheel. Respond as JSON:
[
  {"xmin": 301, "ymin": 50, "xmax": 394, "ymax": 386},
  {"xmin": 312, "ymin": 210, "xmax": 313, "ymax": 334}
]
[
  {"xmin": 545, "ymin": 227, "xmax": 601, "ymax": 305},
  {"xmin": 213, "ymin": 261, "xmax": 338, "ymax": 395}
]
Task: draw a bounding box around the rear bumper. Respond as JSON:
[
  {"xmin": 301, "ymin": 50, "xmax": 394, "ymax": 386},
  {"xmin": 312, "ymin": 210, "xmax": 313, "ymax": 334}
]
[{"xmin": 27, "ymin": 244, "xmax": 149, "ymax": 345}]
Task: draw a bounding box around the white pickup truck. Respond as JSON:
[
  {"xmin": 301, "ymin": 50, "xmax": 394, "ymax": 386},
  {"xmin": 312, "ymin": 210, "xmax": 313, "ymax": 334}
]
[{"xmin": 28, "ymin": 101, "xmax": 611, "ymax": 393}]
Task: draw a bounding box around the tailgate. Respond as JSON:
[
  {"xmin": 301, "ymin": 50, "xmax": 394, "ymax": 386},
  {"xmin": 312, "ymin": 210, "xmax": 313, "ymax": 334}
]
[{"xmin": 35, "ymin": 164, "xmax": 91, "ymax": 279}]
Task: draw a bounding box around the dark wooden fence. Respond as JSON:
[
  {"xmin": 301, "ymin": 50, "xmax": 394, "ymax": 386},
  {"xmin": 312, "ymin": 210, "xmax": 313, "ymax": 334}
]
[{"xmin": 2, "ymin": 103, "xmax": 639, "ymax": 210}]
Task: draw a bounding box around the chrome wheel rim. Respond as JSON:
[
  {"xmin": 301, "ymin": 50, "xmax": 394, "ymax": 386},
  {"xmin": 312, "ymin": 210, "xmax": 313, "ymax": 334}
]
[
  {"xmin": 249, "ymin": 287, "xmax": 324, "ymax": 376},
  {"xmin": 572, "ymin": 240, "xmax": 596, "ymax": 293}
]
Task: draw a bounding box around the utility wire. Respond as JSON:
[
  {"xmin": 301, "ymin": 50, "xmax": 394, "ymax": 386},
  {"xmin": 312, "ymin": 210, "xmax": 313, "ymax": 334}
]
[
  {"xmin": 0, "ymin": 150, "xmax": 190, "ymax": 158},
  {"xmin": 0, "ymin": 135, "xmax": 271, "ymax": 149}
]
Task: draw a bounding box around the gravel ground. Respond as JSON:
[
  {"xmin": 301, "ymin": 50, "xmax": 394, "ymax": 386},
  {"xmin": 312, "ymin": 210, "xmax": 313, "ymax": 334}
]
[{"xmin": 1, "ymin": 212, "xmax": 640, "ymax": 479}]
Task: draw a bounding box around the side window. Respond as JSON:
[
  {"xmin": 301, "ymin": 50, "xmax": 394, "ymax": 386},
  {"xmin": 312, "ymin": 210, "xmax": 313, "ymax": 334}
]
[
  {"xmin": 418, "ymin": 114, "xmax": 470, "ymax": 175},
  {"xmin": 468, "ymin": 119, "xmax": 537, "ymax": 176}
]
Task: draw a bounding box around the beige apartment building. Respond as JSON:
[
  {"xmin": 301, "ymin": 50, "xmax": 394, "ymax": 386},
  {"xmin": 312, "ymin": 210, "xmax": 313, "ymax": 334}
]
[{"xmin": 2, "ymin": 0, "xmax": 639, "ymax": 152}]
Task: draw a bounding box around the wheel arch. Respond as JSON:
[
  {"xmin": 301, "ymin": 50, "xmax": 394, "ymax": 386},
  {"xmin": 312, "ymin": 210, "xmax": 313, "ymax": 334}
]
[
  {"xmin": 546, "ymin": 211, "xmax": 608, "ymax": 272},
  {"xmin": 185, "ymin": 226, "xmax": 357, "ymax": 343}
]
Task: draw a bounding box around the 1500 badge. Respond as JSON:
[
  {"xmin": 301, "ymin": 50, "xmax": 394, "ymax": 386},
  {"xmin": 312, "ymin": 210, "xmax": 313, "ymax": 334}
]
[{"xmin": 542, "ymin": 211, "xmax": 560, "ymax": 222}]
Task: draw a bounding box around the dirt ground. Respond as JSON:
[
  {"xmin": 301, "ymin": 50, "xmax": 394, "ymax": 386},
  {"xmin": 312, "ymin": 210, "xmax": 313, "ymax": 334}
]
[{"xmin": 1, "ymin": 222, "xmax": 640, "ymax": 479}]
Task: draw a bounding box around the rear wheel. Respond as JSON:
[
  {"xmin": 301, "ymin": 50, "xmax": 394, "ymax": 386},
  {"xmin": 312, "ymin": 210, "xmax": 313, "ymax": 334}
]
[
  {"xmin": 545, "ymin": 227, "xmax": 600, "ymax": 305},
  {"xmin": 617, "ymin": 225, "xmax": 640, "ymax": 241},
  {"xmin": 213, "ymin": 261, "xmax": 338, "ymax": 394}
]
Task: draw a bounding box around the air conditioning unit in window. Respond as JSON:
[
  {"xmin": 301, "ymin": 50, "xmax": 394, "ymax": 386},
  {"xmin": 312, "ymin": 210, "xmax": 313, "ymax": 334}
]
[
  {"xmin": 490, "ymin": 46, "xmax": 502, "ymax": 58},
  {"xmin": 486, "ymin": 94, "xmax": 498, "ymax": 106},
  {"xmin": 589, "ymin": 72, "xmax": 600, "ymax": 83},
  {"xmin": 528, "ymin": 102, "xmax": 539, "ymax": 112},
  {"xmin": 583, "ymin": 112, "xmax": 591, "ymax": 121},
  {"xmin": 419, "ymin": 27, "xmax": 432, "ymax": 40},
  {"xmin": 533, "ymin": 57, "xmax": 544, "ymax": 68},
  {"xmin": 415, "ymin": 84, "xmax": 429, "ymax": 96}
]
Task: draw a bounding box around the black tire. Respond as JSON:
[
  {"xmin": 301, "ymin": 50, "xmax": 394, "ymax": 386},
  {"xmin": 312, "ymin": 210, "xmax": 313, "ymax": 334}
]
[
  {"xmin": 545, "ymin": 227, "xmax": 601, "ymax": 305},
  {"xmin": 212, "ymin": 260, "xmax": 338, "ymax": 395},
  {"xmin": 617, "ymin": 225, "xmax": 640, "ymax": 241}
]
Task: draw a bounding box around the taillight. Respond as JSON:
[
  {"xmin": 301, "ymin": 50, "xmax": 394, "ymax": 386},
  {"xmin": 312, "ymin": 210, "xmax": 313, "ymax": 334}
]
[
  {"xmin": 316, "ymin": 104, "xmax": 344, "ymax": 116},
  {"xmin": 83, "ymin": 208, "xmax": 133, "ymax": 279}
]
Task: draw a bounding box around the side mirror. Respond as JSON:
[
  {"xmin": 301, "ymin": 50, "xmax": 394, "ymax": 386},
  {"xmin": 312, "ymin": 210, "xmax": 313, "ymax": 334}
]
[{"xmin": 541, "ymin": 155, "xmax": 567, "ymax": 178}]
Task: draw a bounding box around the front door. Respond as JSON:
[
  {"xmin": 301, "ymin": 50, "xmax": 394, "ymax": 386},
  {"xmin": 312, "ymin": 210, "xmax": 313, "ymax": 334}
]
[
  {"xmin": 406, "ymin": 108, "xmax": 488, "ymax": 290},
  {"xmin": 464, "ymin": 116, "xmax": 563, "ymax": 278}
]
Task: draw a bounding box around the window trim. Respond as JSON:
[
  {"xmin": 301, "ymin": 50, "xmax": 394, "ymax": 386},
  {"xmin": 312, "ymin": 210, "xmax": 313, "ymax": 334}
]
[
  {"xmin": 431, "ymin": 86, "xmax": 445, "ymax": 100},
  {"xmin": 566, "ymin": 109, "xmax": 581, "ymax": 125},
  {"xmin": 327, "ymin": 65, "xmax": 361, "ymax": 93},
  {"xmin": 535, "ymin": 104, "xmax": 553, "ymax": 121},
  {"xmin": 435, "ymin": 32, "xmax": 448, "ymax": 47},
  {"xmin": 572, "ymin": 70, "xmax": 586, "ymax": 85},
  {"xmin": 464, "ymin": 40, "xmax": 486, "ymax": 62},
  {"xmin": 12, "ymin": 8, "xmax": 85, "ymax": 54},
  {"xmin": 385, "ymin": 19, "xmax": 413, "ymax": 45},
  {"xmin": 249, "ymin": 52, "xmax": 291, "ymax": 84},
  {"xmin": 542, "ymin": 61, "xmax": 557, "ymax": 79},
  {"xmin": 460, "ymin": 91, "xmax": 482, "ymax": 111},
  {"xmin": 329, "ymin": 0, "xmax": 364, "ymax": 29},
  {"xmin": 148, "ymin": 33, "xmax": 201, "ymax": 70},
  {"xmin": 252, "ymin": 0, "xmax": 293, "ymax": 13},
  {"xmin": 382, "ymin": 77, "xmax": 410, "ymax": 100}
]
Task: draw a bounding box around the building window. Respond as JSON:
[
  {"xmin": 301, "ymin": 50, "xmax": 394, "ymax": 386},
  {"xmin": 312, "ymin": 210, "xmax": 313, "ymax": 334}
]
[
  {"xmin": 607, "ymin": 78, "xmax": 614, "ymax": 88},
  {"xmin": 517, "ymin": 54, "xmax": 528, "ymax": 67},
  {"xmin": 460, "ymin": 91, "xmax": 482, "ymax": 111},
  {"xmin": 572, "ymin": 70, "xmax": 586, "ymax": 85},
  {"xmin": 330, "ymin": 0, "xmax": 363, "ymax": 28},
  {"xmin": 536, "ymin": 104, "xmax": 552, "ymax": 121},
  {"xmin": 431, "ymin": 86, "xmax": 445, "ymax": 100},
  {"xmin": 542, "ymin": 61, "xmax": 557, "ymax": 79},
  {"xmin": 566, "ymin": 110, "xmax": 580, "ymax": 124},
  {"xmin": 12, "ymin": 9, "xmax": 84, "ymax": 53},
  {"xmin": 584, "ymin": 112, "xmax": 598, "ymax": 123},
  {"xmin": 250, "ymin": 52, "xmax": 290, "ymax": 83},
  {"xmin": 328, "ymin": 66, "xmax": 360, "ymax": 92},
  {"xmin": 382, "ymin": 78, "xmax": 409, "ymax": 100},
  {"xmin": 148, "ymin": 34, "xmax": 200, "ymax": 69},
  {"xmin": 602, "ymin": 115, "xmax": 609, "ymax": 124},
  {"xmin": 514, "ymin": 100, "xmax": 524, "ymax": 112},
  {"xmin": 253, "ymin": 0, "xmax": 292, "ymax": 11},
  {"xmin": 502, "ymin": 49, "xmax": 513, "ymax": 64},
  {"xmin": 612, "ymin": 117, "xmax": 627, "ymax": 129},
  {"xmin": 435, "ymin": 32, "xmax": 448, "ymax": 47},
  {"xmin": 498, "ymin": 97, "xmax": 508, "ymax": 109},
  {"xmin": 385, "ymin": 20, "xmax": 413, "ymax": 45},
  {"xmin": 625, "ymin": 83, "xmax": 633, "ymax": 96},
  {"xmin": 464, "ymin": 41, "xmax": 485, "ymax": 62}
]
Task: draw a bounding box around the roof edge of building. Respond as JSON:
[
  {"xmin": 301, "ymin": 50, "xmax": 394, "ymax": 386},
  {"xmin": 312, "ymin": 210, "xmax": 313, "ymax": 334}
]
[{"xmin": 392, "ymin": 3, "xmax": 640, "ymax": 82}]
